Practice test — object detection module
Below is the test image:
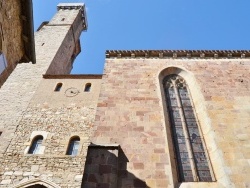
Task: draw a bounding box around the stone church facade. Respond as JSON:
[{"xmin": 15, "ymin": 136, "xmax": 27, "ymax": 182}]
[{"xmin": 0, "ymin": 2, "xmax": 250, "ymax": 188}]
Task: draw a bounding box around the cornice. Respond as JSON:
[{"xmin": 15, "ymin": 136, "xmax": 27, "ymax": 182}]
[
  {"xmin": 106, "ymin": 50, "xmax": 250, "ymax": 59},
  {"xmin": 43, "ymin": 74, "xmax": 103, "ymax": 79}
]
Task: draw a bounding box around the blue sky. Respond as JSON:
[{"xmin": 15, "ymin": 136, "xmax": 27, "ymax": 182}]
[{"xmin": 33, "ymin": 0, "xmax": 250, "ymax": 74}]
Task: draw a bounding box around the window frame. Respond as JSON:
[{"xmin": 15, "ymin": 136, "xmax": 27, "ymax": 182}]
[
  {"xmin": 54, "ymin": 83, "xmax": 63, "ymax": 92},
  {"xmin": 163, "ymin": 74, "xmax": 215, "ymax": 182},
  {"xmin": 28, "ymin": 135, "xmax": 43, "ymax": 154},
  {"xmin": 66, "ymin": 136, "xmax": 80, "ymax": 156},
  {"xmin": 84, "ymin": 83, "xmax": 91, "ymax": 92}
]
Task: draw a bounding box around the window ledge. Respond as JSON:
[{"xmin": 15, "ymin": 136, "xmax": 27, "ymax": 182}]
[{"xmin": 178, "ymin": 182, "xmax": 217, "ymax": 188}]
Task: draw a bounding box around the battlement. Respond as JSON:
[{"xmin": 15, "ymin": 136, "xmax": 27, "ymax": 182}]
[
  {"xmin": 57, "ymin": 3, "xmax": 84, "ymax": 10},
  {"xmin": 57, "ymin": 3, "xmax": 87, "ymax": 30}
]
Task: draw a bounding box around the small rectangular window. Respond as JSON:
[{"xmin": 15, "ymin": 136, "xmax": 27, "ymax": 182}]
[
  {"xmin": 84, "ymin": 83, "xmax": 91, "ymax": 92},
  {"xmin": 54, "ymin": 83, "xmax": 63, "ymax": 92}
]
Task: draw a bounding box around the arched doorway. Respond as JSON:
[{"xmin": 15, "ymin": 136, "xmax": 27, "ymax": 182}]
[
  {"xmin": 13, "ymin": 178, "xmax": 61, "ymax": 188},
  {"xmin": 27, "ymin": 185, "xmax": 47, "ymax": 188}
]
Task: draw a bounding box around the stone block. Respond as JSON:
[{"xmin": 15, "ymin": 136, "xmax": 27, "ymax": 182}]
[
  {"xmin": 74, "ymin": 175, "xmax": 83, "ymax": 181},
  {"xmin": 31, "ymin": 165, "xmax": 39, "ymax": 172},
  {"xmin": 0, "ymin": 179, "xmax": 11, "ymax": 184},
  {"xmin": 13, "ymin": 171, "xmax": 23, "ymax": 176},
  {"xmin": 23, "ymin": 172, "xmax": 34, "ymax": 176},
  {"xmin": 4, "ymin": 171, "xmax": 13, "ymax": 176}
]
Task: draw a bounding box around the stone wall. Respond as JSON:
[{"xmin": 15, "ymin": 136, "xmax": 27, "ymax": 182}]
[
  {"xmin": 0, "ymin": 77, "xmax": 102, "ymax": 187},
  {"xmin": 92, "ymin": 58, "xmax": 250, "ymax": 188},
  {"xmin": 0, "ymin": 0, "xmax": 24, "ymax": 86},
  {"xmin": 0, "ymin": 4, "xmax": 89, "ymax": 187},
  {"xmin": 0, "ymin": 4, "xmax": 84, "ymax": 155},
  {"xmin": 46, "ymin": 8, "xmax": 86, "ymax": 75},
  {"xmin": 83, "ymin": 146, "xmax": 119, "ymax": 188}
]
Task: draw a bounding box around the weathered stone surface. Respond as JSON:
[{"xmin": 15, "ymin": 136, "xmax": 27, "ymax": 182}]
[
  {"xmin": 0, "ymin": 4, "xmax": 94, "ymax": 188},
  {"xmin": 0, "ymin": 0, "xmax": 26, "ymax": 87},
  {"xmin": 0, "ymin": 179, "xmax": 11, "ymax": 185},
  {"xmin": 3, "ymin": 171, "xmax": 13, "ymax": 176},
  {"xmin": 92, "ymin": 58, "xmax": 250, "ymax": 187},
  {"xmin": 74, "ymin": 175, "xmax": 83, "ymax": 181},
  {"xmin": 1, "ymin": 2, "xmax": 250, "ymax": 188}
]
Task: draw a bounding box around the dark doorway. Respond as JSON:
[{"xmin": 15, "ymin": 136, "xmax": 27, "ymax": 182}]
[{"xmin": 27, "ymin": 184, "xmax": 47, "ymax": 188}]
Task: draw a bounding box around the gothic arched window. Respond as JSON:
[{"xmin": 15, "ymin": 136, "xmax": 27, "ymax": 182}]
[
  {"xmin": 163, "ymin": 74, "xmax": 214, "ymax": 182},
  {"xmin": 28, "ymin": 135, "xmax": 43, "ymax": 154},
  {"xmin": 66, "ymin": 136, "xmax": 80, "ymax": 156}
]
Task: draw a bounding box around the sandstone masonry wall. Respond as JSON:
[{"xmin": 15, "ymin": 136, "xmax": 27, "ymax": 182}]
[
  {"xmin": 0, "ymin": 78, "xmax": 101, "ymax": 187},
  {"xmin": 93, "ymin": 58, "xmax": 250, "ymax": 188}
]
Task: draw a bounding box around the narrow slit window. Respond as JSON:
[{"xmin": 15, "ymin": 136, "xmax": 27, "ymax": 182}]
[
  {"xmin": 54, "ymin": 83, "xmax": 63, "ymax": 92},
  {"xmin": 28, "ymin": 135, "xmax": 43, "ymax": 154},
  {"xmin": 84, "ymin": 83, "xmax": 91, "ymax": 92},
  {"xmin": 163, "ymin": 74, "xmax": 214, "ymax": 182},
  {"xmin": 66, "ymin": 137, "xmax": 80, "ymax": 156}
]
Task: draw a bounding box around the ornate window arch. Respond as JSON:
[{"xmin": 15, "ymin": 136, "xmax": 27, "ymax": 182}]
[{"xmin": 163, "ymin": 74, "xmax": 214, "ymax": 182}]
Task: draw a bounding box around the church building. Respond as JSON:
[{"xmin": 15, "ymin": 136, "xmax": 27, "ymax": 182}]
[{"xmin": 0, "ymin": 2, "xmax": 249, "ymax": 188}]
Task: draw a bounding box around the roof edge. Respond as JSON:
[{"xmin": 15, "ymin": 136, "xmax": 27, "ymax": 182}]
[
  {"xmin": 43, "ymin": 74, "xmax": 103, "ymax": 79},
  {"xmin": 106, "ymin": 50, "xmax": 250, "ymax": 59}
]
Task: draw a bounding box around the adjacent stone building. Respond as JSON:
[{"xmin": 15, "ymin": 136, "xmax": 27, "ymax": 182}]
[
  {"xmin": 0, "ymin": 0, "xmax": 35, "ymax": 87},
  {"xmin": 0, "ymin": 2, "xmax": 250, "ymax": 188}
]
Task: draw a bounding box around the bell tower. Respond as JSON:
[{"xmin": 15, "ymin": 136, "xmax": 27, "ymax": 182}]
[
  {"xmin": 0, "ymin": 3, "xmax": 87, "ymax": 155},
  {"xmin": 39, "ymin": 3, "xmax": 87, "ymax": 75}
]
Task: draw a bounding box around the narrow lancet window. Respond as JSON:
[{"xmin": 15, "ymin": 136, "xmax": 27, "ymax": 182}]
[
  {"xmin": 163, "ymin": 74, "xmax": 213, "ymax": 182},
  {"xmin": 54, "ymin": 83, "xmax": 63, "ymax": 92},
  {"xmin": 28, "ymin": 135, "xmax": 43, "ymax": 154},
  {"xmin": 66, "ymin": 136, "xmax": 80, "ymax": 156},
  {"xmin": 84, "ymin": 83, "xmax": 91, "ymax": 92}
]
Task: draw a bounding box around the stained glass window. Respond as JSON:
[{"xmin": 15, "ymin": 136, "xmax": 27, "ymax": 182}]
[{"xmin": 163, "ymin": 74, "xmax": 214, "ymax": 182}]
